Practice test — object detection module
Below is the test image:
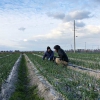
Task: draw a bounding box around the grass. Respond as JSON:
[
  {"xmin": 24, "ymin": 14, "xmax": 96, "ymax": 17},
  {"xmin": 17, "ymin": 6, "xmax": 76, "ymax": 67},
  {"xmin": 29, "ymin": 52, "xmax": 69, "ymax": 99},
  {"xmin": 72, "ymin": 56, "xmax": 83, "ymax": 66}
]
[
  {"xmin": 34, "ymin": 52, "xmax": 100, "ymax": 70},
  {"xmin": 0, "ymin": 53, "xmax": 20, "ymax": 89},
  {"xmin": 26, "ymin": 53, "xmax": 100, "ymax": 100},
  {"xmin": 10, "ymin": 55, "xmax": 44, "ymax": 100}
]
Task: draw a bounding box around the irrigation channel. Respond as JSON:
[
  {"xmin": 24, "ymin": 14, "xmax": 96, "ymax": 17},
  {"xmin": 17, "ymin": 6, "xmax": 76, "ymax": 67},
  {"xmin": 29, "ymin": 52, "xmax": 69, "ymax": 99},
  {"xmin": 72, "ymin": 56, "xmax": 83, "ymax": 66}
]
[
  {"xmin": 0, "ymin": 53, "xmax": 65, "ymax": 100},
  {"xmin": 33, "ymin": 53, "xmax": 100, "ymax": 79}
]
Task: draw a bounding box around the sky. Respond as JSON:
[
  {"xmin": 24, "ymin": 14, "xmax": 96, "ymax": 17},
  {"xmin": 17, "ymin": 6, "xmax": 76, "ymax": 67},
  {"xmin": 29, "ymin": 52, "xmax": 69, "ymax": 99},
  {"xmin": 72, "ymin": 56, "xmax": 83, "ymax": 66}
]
[{"xmin": 0, "ymin": 0, "xmax": 100, "ymax": 51}]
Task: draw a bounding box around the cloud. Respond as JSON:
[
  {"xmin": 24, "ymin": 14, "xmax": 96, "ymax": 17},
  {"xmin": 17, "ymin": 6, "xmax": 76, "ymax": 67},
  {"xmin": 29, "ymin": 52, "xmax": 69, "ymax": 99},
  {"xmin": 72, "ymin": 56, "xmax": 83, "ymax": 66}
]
[
  {"xmin": 64, "ymin": 11, "xmax": 91, "ymax": 21},
  {"xmin": 18, "ymin": 27, "xmax": 26, "ymax": 31},
  {"xmin": 27, "ymin": 22, "xmax": 100, "ymax": 42},
  {"xmin": 86, "ymin": 25, "xmax": 100, "ymax": 34},
  {"xmin": 30, "ymin": 22, "xmax": 74, "ymax": 40},
  {"xmin": 1, "ymin": 21, "xmax": 99, "ymax": 51},
  {"xmin": 75, "ymin": 21, "xmax": 85, "ymax": 27},
  {"xmin": 47, "ymin": 12, "xmax": 65, "ymax": 19},
  {"xmin": 18, "ymin": 22, "xmax": 100, "ymax": 50},
  {"xmin": 0, "ymin": 44, "xmax": 15, "ymax": 51},
  {"xmin": 23, "ymin": 39, "xmax": 28, "ymax": 42},
  {"xmin": 0, "ymin": 0, "xmax": 100, "ymax": 51},
  {"xmin": 94, "ymin": 0, "xmax": 100, "ymax": 3},
  {"xmin": 47, "ymin": 11, "xmax": 91, "ymax": 22}
]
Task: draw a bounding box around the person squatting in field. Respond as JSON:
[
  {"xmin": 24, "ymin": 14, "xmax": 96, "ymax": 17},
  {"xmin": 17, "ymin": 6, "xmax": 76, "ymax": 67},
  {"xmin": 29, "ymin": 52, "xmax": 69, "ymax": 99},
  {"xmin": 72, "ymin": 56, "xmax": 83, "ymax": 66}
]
[
  {"xmin": 43, "ymin": 46, "xmax": 54, "ymax": 61},
  {"xmin": 54, "ymin": 45, "xmax": 69, "ymax": 66}
]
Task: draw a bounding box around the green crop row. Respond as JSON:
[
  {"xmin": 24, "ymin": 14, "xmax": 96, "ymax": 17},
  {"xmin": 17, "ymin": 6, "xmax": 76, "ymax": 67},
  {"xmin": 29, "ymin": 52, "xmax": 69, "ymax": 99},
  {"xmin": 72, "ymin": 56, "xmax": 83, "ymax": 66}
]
[
  {"xmin": 69, "ymin": 58, "xmax": 100, "ymax": 70},
  {"xmin": 0, "ymin": 52, "xmax": 12, "ymax": 57},
  {"xmin": 67, "ymin": 53, "xmax": 100, "ymax": 63},
  {"xmin": 67, "ymin": 53, "xmax": 100, "ymax": 70},
  {"xmin": 33, "ymin": 52, "xmax": 100, "ymax": 70},
  {"xmin": 10, "ymin": 55, "xmax": 44, "ymax": 100},
  {"xmin": 26, "ymin": 53, "xmax": 100, "ymax": 100},
  {"xmin": 33, "ymin": 52, "xmax": 100, "ymax": 63},
  {"xmin": 0, "ymin": 53, "xmax": 20, "ymax": 89}
]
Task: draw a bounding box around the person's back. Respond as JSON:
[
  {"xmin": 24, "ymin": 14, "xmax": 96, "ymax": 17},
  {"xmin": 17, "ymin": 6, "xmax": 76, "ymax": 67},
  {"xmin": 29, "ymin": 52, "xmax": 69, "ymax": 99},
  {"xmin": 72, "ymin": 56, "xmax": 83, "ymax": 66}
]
[
  {"xmin": 54, "ymin": 45, "xmax": 68, "ymax": 66},
  {"xmin": 58, "ymin": 48, "xmax": 68, "ymax": 62}
]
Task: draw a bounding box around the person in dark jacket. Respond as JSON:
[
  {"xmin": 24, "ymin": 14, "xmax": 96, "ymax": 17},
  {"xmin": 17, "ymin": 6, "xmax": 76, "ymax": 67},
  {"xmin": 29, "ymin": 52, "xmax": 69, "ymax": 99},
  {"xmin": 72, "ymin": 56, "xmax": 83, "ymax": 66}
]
[
  {"xmin": 43, "ymin": 46, "xmax": 54, "ymax": 61},
  {"xmin": 54, "ymin": 45, "xmax": 69, "ymax": 66}
]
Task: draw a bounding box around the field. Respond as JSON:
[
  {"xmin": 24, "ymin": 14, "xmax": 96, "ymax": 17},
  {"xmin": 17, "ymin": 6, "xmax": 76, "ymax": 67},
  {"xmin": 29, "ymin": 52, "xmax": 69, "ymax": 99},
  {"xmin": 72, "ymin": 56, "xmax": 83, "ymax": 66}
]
[
  {"xmin": 26, "ymin": 52, "xmax": 100, "ymax": 100},
  {"xmin": 0, "ymin": 53, "xmax": 20, "ymax": 88},
  {"xmin": 0, "ymin": 52, "xmax": 100, "ymax": 100},
  {"xmin": 67, "ymin": 53, "xmax": 100, "ymax": 70}
]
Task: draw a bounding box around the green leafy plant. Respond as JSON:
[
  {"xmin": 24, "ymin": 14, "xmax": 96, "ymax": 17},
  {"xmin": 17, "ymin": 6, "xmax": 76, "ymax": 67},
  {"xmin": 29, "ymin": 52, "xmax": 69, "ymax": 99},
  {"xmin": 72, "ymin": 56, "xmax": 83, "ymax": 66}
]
[
  {"xmin": 26, "ymin": 53, "xmax": 100, "ymax": 100},
  {"xmin": 10, "ymin": 55, "xmax": 44, "ymax": 100}
]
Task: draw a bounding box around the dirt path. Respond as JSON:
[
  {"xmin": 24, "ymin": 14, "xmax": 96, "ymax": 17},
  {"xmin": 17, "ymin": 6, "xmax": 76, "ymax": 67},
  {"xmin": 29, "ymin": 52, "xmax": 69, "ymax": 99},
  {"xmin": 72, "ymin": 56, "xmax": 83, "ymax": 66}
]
[
  {"xmin": 33, "ymin": 53, "xmax": 100, "ymax": 79},
  {"xmin": 25, "ymin": 54, "xmax": 66, "ymax": 100}
]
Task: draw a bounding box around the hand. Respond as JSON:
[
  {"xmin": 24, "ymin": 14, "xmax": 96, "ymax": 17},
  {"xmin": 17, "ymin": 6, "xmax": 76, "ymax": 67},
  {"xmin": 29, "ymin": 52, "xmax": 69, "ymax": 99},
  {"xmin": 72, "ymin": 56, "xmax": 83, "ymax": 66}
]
[{"xmin": 48, "ymin": 58, "xmax": 50, "ymax": 60}]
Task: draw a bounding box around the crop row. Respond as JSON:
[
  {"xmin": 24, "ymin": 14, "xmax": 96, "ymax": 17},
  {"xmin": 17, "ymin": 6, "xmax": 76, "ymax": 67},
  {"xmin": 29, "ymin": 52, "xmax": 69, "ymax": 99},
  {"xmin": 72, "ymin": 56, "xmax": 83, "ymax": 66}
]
[
  {"xmin": 69, "ymin": 58, "xmax": 100, "ymax": 70},
  {"xmin": 10, "ymin": 55, "xmax": 44, "ymax": 100},
  {"xmin": 67, "ymin": 53, "xmax": 100, "ymax": 70},
  {"xmin": 67, "ymin": 53, "xmax": 100, "ymax": 63},
  {"xmin": 0, "ymin": 53, "xmax": 20, "ymax": 89},
  {"xmin": 33, "ymin": 52, "xmax": 100, "ymax": 70},
  {"xmin": 33, "ymin": 52, "xmax": 100, "ymax": 63},
  {"xmin": 26, "ymin": 53, "xmax": 100, "ymax": 100},
  {"xmin": 0, "ymin": 53, "xmax": 12, "ymax": 58}
]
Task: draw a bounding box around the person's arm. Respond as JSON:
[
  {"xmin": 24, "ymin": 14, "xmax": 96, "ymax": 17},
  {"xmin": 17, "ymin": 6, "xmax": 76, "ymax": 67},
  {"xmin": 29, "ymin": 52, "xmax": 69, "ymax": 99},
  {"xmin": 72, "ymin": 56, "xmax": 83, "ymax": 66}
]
[
  {"xmin": 43, "ymin": 52, "xmax": 47, "ymax": 60},
  {"xmin": 49, "ymin": 51, "xmax": 54, "ymax": 60}
]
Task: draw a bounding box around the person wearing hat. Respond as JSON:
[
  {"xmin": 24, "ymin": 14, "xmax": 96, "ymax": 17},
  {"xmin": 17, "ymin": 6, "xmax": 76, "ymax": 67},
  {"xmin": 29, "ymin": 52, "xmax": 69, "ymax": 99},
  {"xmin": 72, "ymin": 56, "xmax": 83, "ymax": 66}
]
[
  {"xmin": 54, "ymin": 45, "xmax": 69, "ymax": 66},
  {"xmin": 43, "ymin": 46, "xmax": 54, "ymax": 61}
]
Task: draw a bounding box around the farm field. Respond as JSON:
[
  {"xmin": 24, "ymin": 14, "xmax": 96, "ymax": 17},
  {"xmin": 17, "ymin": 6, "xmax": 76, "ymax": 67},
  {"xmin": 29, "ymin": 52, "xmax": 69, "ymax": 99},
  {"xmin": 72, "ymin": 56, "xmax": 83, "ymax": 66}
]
[
  {"xmin": 26, "ymin": 52, "xmax": 100, "ymax": 100},
  {"xmin": 10, "ymin": 55, "xmax": 44, "ymax": 100},
  {"xmin": 67, "ymin": 53, "xmax": 100, "ymax": 70},
  {"xmin": 0, "ymin": 52, "xmax": 12, "ymax": 58},
  {"xmin": 0, "ymin": 53, "xmax": 44, "ymax": 100},
  {"xmin": 1, "ymin": 0, "xmax": 100, "ymax": 100},
  {"xmin": 34, "ymin": 52, "xmax": 100, "ymax": 70},
  {"xmin": 0, "ymin": 52, "xmax": 100, "ymax": 100},
  {"xmin": 33, "ymin": 52, "xmax": 100, "ymax": 79},
  {"xmin": 0, "ymin": 53, "xmax": 20, "ymax": 88}
]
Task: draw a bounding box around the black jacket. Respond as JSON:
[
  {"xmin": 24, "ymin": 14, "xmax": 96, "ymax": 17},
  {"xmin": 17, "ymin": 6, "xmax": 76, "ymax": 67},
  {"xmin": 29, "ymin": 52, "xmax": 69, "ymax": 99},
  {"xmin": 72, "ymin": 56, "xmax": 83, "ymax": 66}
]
[
  {"xmin": 58, "ymin": 48, "xmax": 69, "ymax": 62},
  {"xmin": 54, "ymin": 45, "xmax": 69, "ymax": 62}
]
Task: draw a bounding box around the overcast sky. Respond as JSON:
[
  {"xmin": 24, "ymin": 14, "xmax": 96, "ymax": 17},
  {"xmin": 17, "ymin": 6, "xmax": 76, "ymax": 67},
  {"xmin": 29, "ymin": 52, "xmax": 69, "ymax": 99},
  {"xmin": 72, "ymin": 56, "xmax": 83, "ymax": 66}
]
[{"xmin": 0, "ymin": 0, "xmax": 100, "ymax": 51}]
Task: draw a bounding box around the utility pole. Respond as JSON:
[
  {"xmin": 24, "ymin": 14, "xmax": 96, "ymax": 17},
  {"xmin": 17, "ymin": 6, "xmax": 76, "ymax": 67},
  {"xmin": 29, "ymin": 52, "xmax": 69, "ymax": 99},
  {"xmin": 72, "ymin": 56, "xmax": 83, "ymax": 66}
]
[{"xmin": 74, "ymin": 20, "xmax": 76, "ymax": 53}]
